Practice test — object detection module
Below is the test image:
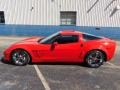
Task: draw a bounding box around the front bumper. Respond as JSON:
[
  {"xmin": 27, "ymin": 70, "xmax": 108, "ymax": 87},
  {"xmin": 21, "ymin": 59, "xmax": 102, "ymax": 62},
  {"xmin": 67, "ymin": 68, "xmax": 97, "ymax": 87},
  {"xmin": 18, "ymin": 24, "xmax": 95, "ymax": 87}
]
[{"xmin": 3, "ymin": 51, "xmax": 10, "ymax": 61}]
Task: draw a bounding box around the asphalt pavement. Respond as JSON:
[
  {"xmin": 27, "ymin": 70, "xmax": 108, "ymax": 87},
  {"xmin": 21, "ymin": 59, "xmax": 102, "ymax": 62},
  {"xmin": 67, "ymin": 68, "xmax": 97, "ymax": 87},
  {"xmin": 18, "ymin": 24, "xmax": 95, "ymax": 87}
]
[{"xmin": 0, "ymin": 36, "xmax": 120, "ymax": 90}]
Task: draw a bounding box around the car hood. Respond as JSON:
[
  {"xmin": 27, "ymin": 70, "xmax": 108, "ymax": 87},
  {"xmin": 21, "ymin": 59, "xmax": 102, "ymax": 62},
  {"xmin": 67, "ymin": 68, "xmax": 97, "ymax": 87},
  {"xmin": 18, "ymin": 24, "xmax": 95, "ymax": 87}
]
[
  {"xmin": 21, "ymin": 36, "xmax": 44, "ymax": 42},
  {"xmin": 4, "ymin": 36, "xmax": 45, "ymax": 52},
  {"xmin": 14, "ymin": 36, "xmax": 44, "ymax": 45}
]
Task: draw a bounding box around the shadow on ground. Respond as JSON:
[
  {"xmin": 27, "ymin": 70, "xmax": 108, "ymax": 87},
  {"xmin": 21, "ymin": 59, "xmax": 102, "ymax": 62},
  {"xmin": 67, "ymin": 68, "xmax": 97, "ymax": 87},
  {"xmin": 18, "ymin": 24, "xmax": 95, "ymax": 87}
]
[{"xmin": 0, "ymin": 57, "xmax": 90, "ymax": 68}]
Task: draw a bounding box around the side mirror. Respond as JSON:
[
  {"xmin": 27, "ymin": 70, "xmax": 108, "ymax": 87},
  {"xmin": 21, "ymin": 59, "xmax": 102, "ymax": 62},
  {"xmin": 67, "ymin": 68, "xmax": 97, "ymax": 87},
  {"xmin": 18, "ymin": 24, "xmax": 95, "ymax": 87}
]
[
  {"xmin": 51, "ymin": 42, "xmax": 58, "ymax": 50},
  {"xmin": 53, "ymin": 42, "xmax": 58, "ymax": 46}
]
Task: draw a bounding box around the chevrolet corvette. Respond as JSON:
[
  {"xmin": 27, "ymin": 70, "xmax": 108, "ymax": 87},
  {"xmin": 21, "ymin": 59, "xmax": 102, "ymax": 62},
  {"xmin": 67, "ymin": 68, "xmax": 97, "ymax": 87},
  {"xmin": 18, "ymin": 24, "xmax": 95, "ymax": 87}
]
[{"xmin": 3, "ymin": 30, "xmax": 116, "ymax": 68}]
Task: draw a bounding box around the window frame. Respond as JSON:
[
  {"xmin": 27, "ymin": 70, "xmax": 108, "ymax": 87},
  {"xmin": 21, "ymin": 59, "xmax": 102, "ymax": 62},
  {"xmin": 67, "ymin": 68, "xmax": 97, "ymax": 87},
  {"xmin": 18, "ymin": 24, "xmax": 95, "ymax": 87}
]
[
  {"xmin": 0, "ymin": 11, "xmax": 5, "ymax": 24},
  {"xmin": 82, "ymin": 33, "xmax": 103, "ymax": 41},
  {"xmin": 54, "ymin": 35, "xmax": 79, "ymax": 44}
]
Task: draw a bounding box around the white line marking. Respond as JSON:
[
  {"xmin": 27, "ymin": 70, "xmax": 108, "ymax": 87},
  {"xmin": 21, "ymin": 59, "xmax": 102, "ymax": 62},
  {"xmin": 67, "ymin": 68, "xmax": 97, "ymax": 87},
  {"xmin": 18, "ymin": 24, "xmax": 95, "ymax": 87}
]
[
  {"xmin": 106, "ymin": 62, "xmax": 116, "ymax": 66},
  {"xmin": 34, "ymin": 65, "xmax": 51, "ymax": 90},
  {"xmin": 103, "ymin": 65, "xmax": 120, "ymax": 69},
  {"xmin": 106, "ymin": 62, "xmax": 120, "ymax": 69}
]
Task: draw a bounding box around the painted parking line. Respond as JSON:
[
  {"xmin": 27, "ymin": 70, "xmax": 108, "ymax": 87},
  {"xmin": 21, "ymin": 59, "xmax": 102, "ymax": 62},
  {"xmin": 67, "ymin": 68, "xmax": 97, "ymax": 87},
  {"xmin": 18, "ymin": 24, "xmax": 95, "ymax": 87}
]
[
  {"xmin": 34, "ymin": 65, "xmax": 51, "ymax": 90},
  {"xmin": 106, "ymin": 62, "xmax": 120, "ymax": 69},
  {"xmin": 102, "ymin": 65, "xmax": 120, "ymax": 69},
  {"xmin": 106, "ymin": 62, "xmax": 116, "ymax": 66}
]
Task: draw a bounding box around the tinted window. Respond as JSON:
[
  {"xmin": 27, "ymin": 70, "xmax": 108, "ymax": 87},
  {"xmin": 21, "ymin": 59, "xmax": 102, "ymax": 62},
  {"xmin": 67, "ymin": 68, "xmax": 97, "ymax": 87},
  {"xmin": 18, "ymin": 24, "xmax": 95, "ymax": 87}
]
[
  {"xmin": 83, "ymin": 34, "xmax": 102, "ymax": 40},
  {"xmin": 55, "ymin": 35, "xmax": 78, "ymax": 44}
]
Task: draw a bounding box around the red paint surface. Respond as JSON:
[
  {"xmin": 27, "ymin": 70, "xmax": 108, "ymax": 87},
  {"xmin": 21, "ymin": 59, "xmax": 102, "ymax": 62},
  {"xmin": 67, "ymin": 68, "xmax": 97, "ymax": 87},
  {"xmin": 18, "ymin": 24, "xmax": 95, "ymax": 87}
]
[{"xmin": 4, "ymin": 30, "xmax": 116, "ymax": 63}]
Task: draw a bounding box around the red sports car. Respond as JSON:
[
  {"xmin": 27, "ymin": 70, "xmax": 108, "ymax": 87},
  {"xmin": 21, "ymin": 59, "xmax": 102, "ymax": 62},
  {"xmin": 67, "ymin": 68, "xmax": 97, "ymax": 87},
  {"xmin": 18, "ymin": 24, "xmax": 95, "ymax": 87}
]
[{"xmin": 3, "ymin": 30, "xmax": 116, "ymax": 68}]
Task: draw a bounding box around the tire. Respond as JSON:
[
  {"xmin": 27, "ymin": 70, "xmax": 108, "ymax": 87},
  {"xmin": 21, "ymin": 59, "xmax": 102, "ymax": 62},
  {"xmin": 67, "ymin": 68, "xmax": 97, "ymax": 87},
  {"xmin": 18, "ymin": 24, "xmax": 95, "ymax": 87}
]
[
  {"xmin": 11, "ymin": 49, "xmax": 30, "ymax": 66},
  {"xmin": 85, "ymin": 50, "xmax": 105, "ymax": 68}
]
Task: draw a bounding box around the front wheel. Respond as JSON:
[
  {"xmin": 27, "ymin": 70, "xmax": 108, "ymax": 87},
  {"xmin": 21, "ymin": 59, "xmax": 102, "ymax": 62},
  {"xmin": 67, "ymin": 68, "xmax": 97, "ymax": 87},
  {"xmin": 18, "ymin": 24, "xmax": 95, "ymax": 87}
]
[
  {"xmin": 11, "ymin": 49, "xmax": 31, "ymax": 66},
  {"xmin": 85, "ymin": 50, "xmax": 105, "ymax": 68}
]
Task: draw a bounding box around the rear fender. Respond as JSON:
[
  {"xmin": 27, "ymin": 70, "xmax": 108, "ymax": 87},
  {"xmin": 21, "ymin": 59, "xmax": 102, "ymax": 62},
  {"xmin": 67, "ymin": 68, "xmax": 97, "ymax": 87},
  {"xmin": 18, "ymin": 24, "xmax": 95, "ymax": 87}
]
[{"xmin": 80, "ymin": 45, "xmax": 108, "ymax": 62}]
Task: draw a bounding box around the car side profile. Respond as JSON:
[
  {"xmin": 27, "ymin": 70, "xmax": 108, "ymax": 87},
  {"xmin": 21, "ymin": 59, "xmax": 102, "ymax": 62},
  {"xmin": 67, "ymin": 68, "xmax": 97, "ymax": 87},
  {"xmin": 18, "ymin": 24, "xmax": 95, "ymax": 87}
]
[{"xmin": 3, "ymin": 30, "xmax": 116, "ymax": 68}]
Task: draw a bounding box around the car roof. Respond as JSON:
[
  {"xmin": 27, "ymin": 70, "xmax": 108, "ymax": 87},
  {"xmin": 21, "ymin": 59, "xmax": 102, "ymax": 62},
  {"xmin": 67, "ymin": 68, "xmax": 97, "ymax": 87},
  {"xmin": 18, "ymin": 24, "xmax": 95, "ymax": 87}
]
[
  {"xmin": 60, "ymin": 30, "xmax": 102, "ymax": 38},
  {"xmin": 60, "ymin": 30, "xmax": 82, "ymax": 35}
]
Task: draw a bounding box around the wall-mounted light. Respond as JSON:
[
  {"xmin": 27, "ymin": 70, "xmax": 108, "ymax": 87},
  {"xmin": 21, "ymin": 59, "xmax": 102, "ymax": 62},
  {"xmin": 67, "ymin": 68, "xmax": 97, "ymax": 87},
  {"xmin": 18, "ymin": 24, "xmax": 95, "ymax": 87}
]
[
  {"xmin": 30, "ymin": 6, "xmax": 34, "ymax": 11},
  {"xmin": 95, "ymin": 27, "xmax": 100, "ymax": 30},
  {"xmin": 51, "ymin": 0, "xmax": 54, "ymax": 2}
]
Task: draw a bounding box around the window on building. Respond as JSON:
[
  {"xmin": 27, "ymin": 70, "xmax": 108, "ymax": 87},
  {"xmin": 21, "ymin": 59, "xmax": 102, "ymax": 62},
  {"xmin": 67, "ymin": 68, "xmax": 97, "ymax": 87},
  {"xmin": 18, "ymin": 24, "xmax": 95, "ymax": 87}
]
[
  {"xmin": 60, "ymin": 12, "xmax": 76, "ymax": 26},
  {"xmin": 0, "ymin": 11, "xmax": 5, "ymax": 24}
]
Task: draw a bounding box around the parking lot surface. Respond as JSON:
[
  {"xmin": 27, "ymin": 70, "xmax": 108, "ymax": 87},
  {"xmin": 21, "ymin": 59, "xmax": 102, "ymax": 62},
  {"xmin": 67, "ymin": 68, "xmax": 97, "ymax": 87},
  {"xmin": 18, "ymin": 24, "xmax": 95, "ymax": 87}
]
[{"xmin": 0, "ymin": 36, "xmax": 120, "ymax": 90}]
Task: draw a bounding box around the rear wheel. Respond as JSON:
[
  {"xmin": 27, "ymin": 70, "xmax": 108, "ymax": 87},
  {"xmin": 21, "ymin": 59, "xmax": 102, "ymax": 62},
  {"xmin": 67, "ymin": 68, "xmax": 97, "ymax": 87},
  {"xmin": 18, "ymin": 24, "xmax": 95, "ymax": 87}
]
[
  {"xmin": 85, "ymin": 50, "xmax": 105, "ymax": 68},
  {"xmin": 11, "ymin": 49, "xmax": 30, "ymax": 66}
]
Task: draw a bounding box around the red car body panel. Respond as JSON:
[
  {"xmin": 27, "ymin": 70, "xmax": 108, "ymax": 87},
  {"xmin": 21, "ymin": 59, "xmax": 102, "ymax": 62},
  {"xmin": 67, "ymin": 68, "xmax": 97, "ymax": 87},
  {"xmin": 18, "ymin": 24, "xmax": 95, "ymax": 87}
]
[{"xmin": 4, "ymin": 30, "xmax": 116, "ymax": 63}]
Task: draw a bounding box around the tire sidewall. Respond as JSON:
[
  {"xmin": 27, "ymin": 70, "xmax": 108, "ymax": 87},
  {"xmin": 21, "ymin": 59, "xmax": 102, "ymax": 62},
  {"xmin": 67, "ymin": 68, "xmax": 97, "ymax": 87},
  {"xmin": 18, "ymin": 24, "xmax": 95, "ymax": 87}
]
[
  {"xmin": 11, "ymin": 49, "xmax": 30, "ymax": 66},
  {"xmin": 85, "ymin": 50, "xmax": 104, "ymax": 68}
]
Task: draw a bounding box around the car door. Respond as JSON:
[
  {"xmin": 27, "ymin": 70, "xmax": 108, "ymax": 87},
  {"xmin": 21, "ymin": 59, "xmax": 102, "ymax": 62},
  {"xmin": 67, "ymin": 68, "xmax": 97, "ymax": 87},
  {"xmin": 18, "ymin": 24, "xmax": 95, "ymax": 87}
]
[
  {"xmin": 31, "ymin": 32, "xmax": 60, "ymax": 62},
  {"xmin": 32, "ymin": 44, "xmax": 55, "ymax": 62},
  {"xmin": 52, "ymin": 34, "xmax": 83, "ymax": 62}
]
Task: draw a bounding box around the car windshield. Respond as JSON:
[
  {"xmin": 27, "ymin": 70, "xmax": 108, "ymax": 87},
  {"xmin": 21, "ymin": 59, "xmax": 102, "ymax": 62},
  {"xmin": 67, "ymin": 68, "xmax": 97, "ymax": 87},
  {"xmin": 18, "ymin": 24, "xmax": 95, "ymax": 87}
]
[{"xmin": 40, "ymin": 31, "xmax": 60, "ymax": 43}]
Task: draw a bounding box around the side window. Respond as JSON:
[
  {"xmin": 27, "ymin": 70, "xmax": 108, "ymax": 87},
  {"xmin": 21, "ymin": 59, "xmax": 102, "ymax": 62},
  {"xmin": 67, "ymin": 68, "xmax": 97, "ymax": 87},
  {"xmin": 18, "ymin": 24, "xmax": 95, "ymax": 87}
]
[
  {"xmin": 83, "ymin": 34, "xmax": 102, "ymax": 40},
  {"xmin": 55, "ymin": 35, "xmax": 78, "ymax": 44}
]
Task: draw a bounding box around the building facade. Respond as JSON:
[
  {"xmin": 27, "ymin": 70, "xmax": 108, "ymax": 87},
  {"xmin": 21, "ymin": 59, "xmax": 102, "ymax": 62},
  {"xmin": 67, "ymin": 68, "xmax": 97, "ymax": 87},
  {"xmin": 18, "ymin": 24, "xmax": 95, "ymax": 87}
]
[{"xmin": 0, "ymin": 0, "xmax": 120, "ymax": 39}]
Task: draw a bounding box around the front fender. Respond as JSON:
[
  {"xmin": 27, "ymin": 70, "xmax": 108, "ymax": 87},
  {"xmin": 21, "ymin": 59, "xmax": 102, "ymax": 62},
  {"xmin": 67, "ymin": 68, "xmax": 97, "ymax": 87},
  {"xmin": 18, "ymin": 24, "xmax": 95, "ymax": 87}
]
[{"xmin": 4, "ymin": 44, "xmax": 33, "ymax": 61}]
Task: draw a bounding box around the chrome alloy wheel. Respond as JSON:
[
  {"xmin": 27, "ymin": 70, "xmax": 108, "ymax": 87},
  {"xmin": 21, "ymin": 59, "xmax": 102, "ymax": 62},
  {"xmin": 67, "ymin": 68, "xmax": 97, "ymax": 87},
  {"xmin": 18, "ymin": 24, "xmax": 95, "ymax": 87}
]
[
  {"xmin": 86, "ymin": 50, "xmax": 105, "ymax": 68},
  {"xmin": 11, "ymin": 49, "xmax": 30, "ymax": 66}
]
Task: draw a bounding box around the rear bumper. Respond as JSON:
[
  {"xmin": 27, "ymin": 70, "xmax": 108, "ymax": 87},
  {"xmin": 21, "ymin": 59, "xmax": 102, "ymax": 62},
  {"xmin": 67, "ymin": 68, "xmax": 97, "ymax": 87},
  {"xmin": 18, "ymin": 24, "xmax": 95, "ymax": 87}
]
[{"xmin": 106, "ymin": 41, "xmax": 116, "ymax": 61}]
